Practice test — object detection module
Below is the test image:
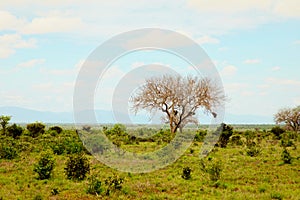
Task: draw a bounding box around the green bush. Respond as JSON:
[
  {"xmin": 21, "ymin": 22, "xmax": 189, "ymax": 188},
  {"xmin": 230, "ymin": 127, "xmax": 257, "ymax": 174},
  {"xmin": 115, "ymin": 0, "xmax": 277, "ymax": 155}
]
[
  {"xmin": 34, "ymin": 151, "xmax": 55, "ymax": 180},
  {"xmin": 194, "ymin": 129, "xmax": 207, "ymax": 142},
  {"xmin": 271, "ymin": 126, "xmax": 285, "ymax": 139},
  {"xmin": 216, "ymin": 123, "xmax": 233, "ymax": 148},
  {"xmin": 64, "ymin": 153, "xmax": 90, "ymax": 180},
  {"xmin": 281, "ymin": 148, "xmax": 292, "ymax": 164},
  {"xmin": 230, "ymin": 135, "xmax": 243, "ymax": 146},
  {"xmin": 49, "ymin": 126, "xmax": 63, "ymax": 134},
  {"xmin": 86, "ymin": 175, "xmax": 103, "ymax": 195},
  {"xmin": 200, "ymin": 158, "xmax": 222, "ymax": 182},
  {"xmin": 105, "ymin": 175, "xmax": 124, "ymax": 196},
  {"xmin": 246, "ymin": 146, "xmax": 261, "ymax": 157},
  {"xmin": 27, "ymin": 122, "xmax": 45, "ymax": 138},
  {"xmin": 182, "ymin": 167, "xmax": 192, "ymax": 180},
  {"xmin": 7, "ymin": 123, "xmax": 23, "ymax": 139},
  {"xmin": 0, "ymin": 144, "xmax": 18, "ymax": 160}
]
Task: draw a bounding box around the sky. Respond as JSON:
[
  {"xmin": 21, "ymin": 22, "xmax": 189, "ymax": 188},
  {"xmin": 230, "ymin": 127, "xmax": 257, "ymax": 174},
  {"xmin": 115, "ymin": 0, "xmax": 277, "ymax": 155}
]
[{"xmin": 0, "ymin": 0, "xmax": 300, "ymax": 123}]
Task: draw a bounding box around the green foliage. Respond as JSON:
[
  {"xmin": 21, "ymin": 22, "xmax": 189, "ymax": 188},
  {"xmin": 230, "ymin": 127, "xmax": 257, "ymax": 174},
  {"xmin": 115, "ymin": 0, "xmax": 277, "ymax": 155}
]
[
  {"xmin": 200, "ymin": 158, "xmax": 222, "ymax": 182},
  {"xmin": 27, "ymin": 122, "xmax": 45, "ymax": 138},
  {"xmin": 49, "ymin": 126, "xmax": 63, "ymax": 134},
  {"xmin": 281, "ymin": 148, "xmax": 292, "ymax": 164},
  {"xmin": 51, "ymin": 188, "xmax": 59, "ymax": 195},
  {"xmin": 194, "ymin": 129, "xmax": 207, "ymax": 142},
  {"xmin": 0, "ymin": 143, "xmax": 18, "ymax": 160},
  {"xmin": 33, "ymin": 194, "xmax": 43, "ymax": 200},
  {"xmin": 271, "ymin": 192, "xmax": 282, "ymax": 200},
  {"xmin": 86, "ymin": 175, "xmax": 103, "ymax": 195},
  {"xmin": 34, "ymin": 151, "xmax": 55, "ymax": 180},
  {"xmin": 230, "ymin": 135, "xmax": 243, "ymax": 146},
  {"xmin": 0, "ymin": 115, "xmax": 11, "ymax": 135},
  {"xmin": 64, "ymin": 153, "xmax": 90, "ymax": 180},
  {"xmin": 216, "ymin": 123, "xmax": 233, "ymax": 148},
  {"xmin": 105, "ymin": 175, "xmax": 124, "ymax": 196},
  {"xmin": 246, "ymin": 146, "xmax": 261, "ymax": 157},
  {"xmin": 7, "ymin": 123, "xmax": 23, "ymax": 139},
  {"xmin": 181, "ymin": 167, "xmax": 192, "ymax": 180},
  {"xmin": 271, "ymin": 126, "xmax": 285, "ymax": 139}
]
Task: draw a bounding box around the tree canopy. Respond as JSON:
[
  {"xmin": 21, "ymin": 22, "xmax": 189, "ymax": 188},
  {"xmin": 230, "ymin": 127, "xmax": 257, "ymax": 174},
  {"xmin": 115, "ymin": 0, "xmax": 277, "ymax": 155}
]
[
  {"xmin": 130, "ymin": 75, "xmax": 225, "ymax": 134},
  {"xmin": 274, "ymin": 105, "xmax": 300, "ymax": 132}
]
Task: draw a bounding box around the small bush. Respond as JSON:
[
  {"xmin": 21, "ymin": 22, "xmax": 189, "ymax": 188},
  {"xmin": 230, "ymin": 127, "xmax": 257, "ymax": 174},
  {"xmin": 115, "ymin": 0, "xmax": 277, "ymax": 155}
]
[
  {"xmin": 49, "ymin": 126, "xmax": 63, "ymax": 134},
  {"xmin": 281, "ymin": 148, "xmax": 292, "ymax": 164},
  {"xmin": 230, "ymin": 135, "xmax": 243, "ymax": 146},
  {"xmin": 7, "ymin": 124, "xmax": 23, "ymax": 139},
  {"xmin": 105, "ymin": 175, "xmax": 124, "ymax": 196},
  {"xmin": 246, "ymin": 146, "xmax": 261, "ymax": 157},
  {"xmin": 34, "ymin": 151, "xmax": 55, "ymax": 180},
  {"xmin": 271, "ymin": 193, "xmax": 282, "ymax": 200},
  {"xmin": 271, "ymin": 126, "xmax": 285, "ymax": 139},
  {"xmin": 51, "ymin": 188, "xmax": 60, "ymax": 195},
  {"xmin": 194, "ymin": 129, "xmax": 207, "ymax": 142},
  {"xmin": 64, "ymin": 153, "xmax": 90, "ymax": 180},
  {"xmin": 182, "ymin": 167, "xmax": 192, "ymax": 180},
  {"xmin": 33, "ymin": 194, "xmax": 43, "ymax": 200},
  {"xmin": 200, "ymin": 158, "xmax": 222, "ymax": 182},
  {"xmin": 216, "ymin": 123, "xmax": 233, "ymax": 148},
  {"xmin": 0, "ymin": 144, "xmax": 18, "ymax": 160},
  {"xmin": 86, "ymin": 175, "xmax": 103, "ymax": 195},
  {"xmin": 27, "ymin": 122, "xmax": 45, "ymax": 138}
]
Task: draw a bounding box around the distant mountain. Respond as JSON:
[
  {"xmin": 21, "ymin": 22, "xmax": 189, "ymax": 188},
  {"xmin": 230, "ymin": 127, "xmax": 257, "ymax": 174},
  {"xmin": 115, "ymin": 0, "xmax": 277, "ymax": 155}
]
[{"xmin": 0, "ymin": 106, "xmax": 274, "ymax": 124}]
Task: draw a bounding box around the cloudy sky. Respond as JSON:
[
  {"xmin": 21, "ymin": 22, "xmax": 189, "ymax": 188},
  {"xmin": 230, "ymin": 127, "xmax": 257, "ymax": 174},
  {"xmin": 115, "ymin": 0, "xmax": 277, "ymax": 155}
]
[{"xmin": 0, "ymin": 0, "xmax": 300, "ymax": 122}]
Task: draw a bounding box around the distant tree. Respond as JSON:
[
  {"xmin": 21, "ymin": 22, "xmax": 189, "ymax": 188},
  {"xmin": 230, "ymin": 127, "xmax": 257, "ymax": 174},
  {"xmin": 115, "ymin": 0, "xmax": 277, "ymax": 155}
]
[
  {"xmin": 49, "ymin": 126, "xmax": 63, "ymax": 134},
  {"xmin": 0, "ymin": 115, "xmax": 11, "ymax": 136},
  {"xmin": 7, "ymin": 123, "xmax": 23, "ymax": 139},
  {"xmin": 216, "ymin": 123, "xmax": 233, "ymax": 148},
  {"xmin": 131, "ymin": 75, "xmax": 224, "ymax": 135},
  {"xmin": 274, "ymin": 106, "xmax": 300, "ymax": 132},
  {"xmin": 27, "ymin": 122, "xmax": 45, "ymax": 138}
]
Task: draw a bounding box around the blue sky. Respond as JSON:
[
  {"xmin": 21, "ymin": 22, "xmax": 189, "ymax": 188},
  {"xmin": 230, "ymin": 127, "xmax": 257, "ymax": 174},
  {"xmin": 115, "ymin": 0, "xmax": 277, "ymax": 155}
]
[{"xmin": 0, "ymin": 0, "xmax": 300, "ymax": 123}]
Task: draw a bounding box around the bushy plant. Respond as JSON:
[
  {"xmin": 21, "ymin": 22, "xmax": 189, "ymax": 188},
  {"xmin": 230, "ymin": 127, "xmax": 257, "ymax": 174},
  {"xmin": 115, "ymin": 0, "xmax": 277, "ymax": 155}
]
[
  {"xmin": 182, "ymin": 167, "xmax": 192, "ymax": 180},
  {"xmin": 86, "ymin": 175, "xmax": 103, "ymax": 195},
  {"xmin": 105, "ymin": 175, "xmax": 124, "ymax": 196},
  {"xmin": 216, "ymin": 123, "xmax": 233, "ymax": 148},
  {"xmin": 64, "ymin": 153, "xmax": 90, "ymax": 180},
  {"xmin": 281, "ymin": 148, "xmax": 292, "ymax": 164},
  {"xmin": 271, "ymin": 126, "xmax": 285, "ymax": 139},
  {"xmin": 0, "ymin": 144, "xmax": 18, "ymax": 159},
  {"xmin": 246, "ymin": 146, "xmax": 261, "ymax": 157},
  {"xmin": 200, "ymin": 158, "xmax": 222, "ymax": 182},
  {"xmin": 230, "ymin": 135, "xmax": 243, "ymax": 146},
  {"xmin": 27, "ymin": 122, "xmax": 45, "ymax": 138},
  {"xmin": 49, "ymin": 126, "xmax": 63, "ymax": 134},
  {"xmin": 7, "ymin": 123, "xmax": 23, "ymax": 139},
  {"xmin": 194, "ymin": 129, "xmax": 207, "ymax": 142},
  {"xmin": 34, "ymin": 151, "xmax": 55, "ymax": 180}
]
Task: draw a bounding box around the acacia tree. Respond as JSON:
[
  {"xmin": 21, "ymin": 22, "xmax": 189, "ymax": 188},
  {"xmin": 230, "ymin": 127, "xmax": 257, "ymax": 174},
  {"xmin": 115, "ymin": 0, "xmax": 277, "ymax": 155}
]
[
  {"xmin": 131, "ymin": 75, "xmax": 225, "ymax": 135},
  {"xmin": 274, "ymin": 106, "xmax": 300, "ymax": 132},
  {"xmin": 0, "ymin": 115, "xmax": 11, "ymax": 136}
]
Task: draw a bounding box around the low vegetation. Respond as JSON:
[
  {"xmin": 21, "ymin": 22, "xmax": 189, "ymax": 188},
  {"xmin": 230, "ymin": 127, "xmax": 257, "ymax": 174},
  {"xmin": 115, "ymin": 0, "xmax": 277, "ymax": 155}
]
[{"xmin": 0, "ymin": 118, "xmax": 299, "ymax": 199}]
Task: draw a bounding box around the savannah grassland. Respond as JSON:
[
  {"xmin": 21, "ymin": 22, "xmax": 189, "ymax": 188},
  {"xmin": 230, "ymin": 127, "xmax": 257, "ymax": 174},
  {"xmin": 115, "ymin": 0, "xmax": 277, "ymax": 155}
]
[{"xmin": 0, "ymin": 124, "xmax": 299, "ymax": 200}]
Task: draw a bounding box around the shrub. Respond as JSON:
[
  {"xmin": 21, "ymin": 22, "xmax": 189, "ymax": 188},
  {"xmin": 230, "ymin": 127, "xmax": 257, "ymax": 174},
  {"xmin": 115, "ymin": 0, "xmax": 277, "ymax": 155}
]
[
  {"xmin": 194, "ymin": 129, "xmax": 207, "ymax": 142},
  {"xmin": 246, "ymin": 146, "xmax": 261, "ymax": 157},
  {"xmin": 216, "ymin": 123, "xmax": 233, "ymax": 148},
  {"xmin": 271, "ymin": 193, "xmax": 282, "ymax": 200},
  {"xmin": 50, "ymin": 142, "xmax": 65, "ymax": 155},
  {"xmin": 49, "ymin": 126, "xmax": 63, "ymax": 134},
  {"xmin": 105, "ymin": 175, "xmax": 124, "ymax": 196},
  {"xmin": 230, "ymin": 135, "xmax": 243, "ymax": 146},
  {"xmin": 27, "ymin": 122, "xmax": 45, "ymax": 138},
  {"xmin": 200, "ymin": 158, "xmax": 222, "ymax": 182},
  {"xmin": 0, "ymin": 144, "xmax": 18, "ymax": 160},
  {"xmin": 7, "ymin": 124, "xmax": 23, "ymax": 139},
  {"xmin": 182, "ymin": 167, "xmax": 192, "ymax": 180},
  {"xmin": 64, "ymin": 153, "xmax": 90, "ymax": 180},
  {"xmin": 34, "ymin": 151, "xmax": 55, "ymax": 180},
  {"xmin": 281, "ymin": 148, "xmax": 292, "ymax": 164},
  {"xmin": 86, "ymin": 175, "xmax": 103, "ymax": 195},
  {"xmin": 271, "ymin": 126, "xmax": 285, "ymax": 139}
]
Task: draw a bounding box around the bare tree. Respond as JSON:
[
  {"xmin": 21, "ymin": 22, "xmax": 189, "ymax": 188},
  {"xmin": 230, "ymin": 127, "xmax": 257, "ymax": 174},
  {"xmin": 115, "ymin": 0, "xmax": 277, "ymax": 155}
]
[
  {"xmin": 130, "ymin": 75, "xmax": 225, "ymax": 135},
  {"xmin": 275, "ymin": 106, "xmax": 300, "ymax": 132}
]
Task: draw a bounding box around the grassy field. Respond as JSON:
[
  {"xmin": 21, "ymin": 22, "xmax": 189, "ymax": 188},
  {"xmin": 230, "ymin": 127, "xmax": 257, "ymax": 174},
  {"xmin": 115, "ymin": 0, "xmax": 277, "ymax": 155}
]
[{"xmin": 0, "ymin": 124, "xmax": 299, "ymax": 200}]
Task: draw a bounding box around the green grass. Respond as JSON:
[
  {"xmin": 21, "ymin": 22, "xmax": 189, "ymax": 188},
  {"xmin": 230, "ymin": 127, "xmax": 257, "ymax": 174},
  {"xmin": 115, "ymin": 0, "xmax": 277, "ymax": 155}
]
[{"xmin": 0, "ymin": 126, "xmax": 299, "ymax": 199}]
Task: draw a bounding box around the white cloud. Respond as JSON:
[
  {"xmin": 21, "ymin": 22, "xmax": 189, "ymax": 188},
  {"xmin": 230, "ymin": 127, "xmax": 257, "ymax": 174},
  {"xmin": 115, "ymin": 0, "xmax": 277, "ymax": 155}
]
[
  {"xmin": 221, "ymin": 65, "xmax": 237, "ymax": 77},
  {"xmin": 244, "ymin": 59, "xmax": 260, "ymax": 64},
  {"xmin": 0, "ymin": 34, "xmax": 36, "ymax": 58},
  {"xmin": 0, "ymin": 11, "xmax": 26, "ymax": 31},
  {"xmin": 273, "ymin": 0, "xmax": 300, "ymax": 18},
  {"xmin": 196, "ymin": 35, "xmax": 219, "ymax": 45},
  {"xmin": 266, "ymin": 77, "xmax": 300, "ymax": 86},
  {"xmin": 21, "ymin": 14, "xmax": 84, "ymax": 34},
  {"xmin": 271, "ymin": 66, "xmax": 281, "ymax": 71},
  {"xmin": 17, "ymin": 59, "xmax": 45, "ymax": 69},
  {"xmin": 294, "ymin": 40, "xmax": 300, "ymax": 45}
]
